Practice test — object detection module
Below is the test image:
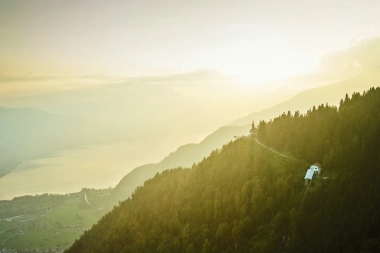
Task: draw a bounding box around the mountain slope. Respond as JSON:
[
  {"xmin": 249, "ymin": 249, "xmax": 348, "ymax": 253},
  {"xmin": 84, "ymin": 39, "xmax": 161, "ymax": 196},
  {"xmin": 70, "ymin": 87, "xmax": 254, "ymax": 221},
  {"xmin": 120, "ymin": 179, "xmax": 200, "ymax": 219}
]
[
  {"xmin": 232, "ymin": 65, "xmax": 380, "ymax": 126},
  {"xmin": 255, "ymin": 87, "xmax": 380, "ymax": 252},
  {"xmin": 112, "ymin": 125, "xmax": 250, "ymax": 202},
  {"xmin": 67, "ymin": 136, "xmax": 304, "ymax": 253},
  {"xmin": 112, "ymin": 67, "xmax": 380, "ymax": 204},
  {"xmin": 66, "ymin": 87, "xmax": 380, "ymax": 253}
]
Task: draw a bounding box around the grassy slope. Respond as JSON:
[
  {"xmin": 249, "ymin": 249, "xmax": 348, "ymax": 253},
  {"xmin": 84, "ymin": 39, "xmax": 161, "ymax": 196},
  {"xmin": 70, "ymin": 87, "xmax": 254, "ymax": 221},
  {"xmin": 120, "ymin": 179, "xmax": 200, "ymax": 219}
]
[{"xmin": 0, "ymin": 191, "xmax": 108, "ymax": 251}]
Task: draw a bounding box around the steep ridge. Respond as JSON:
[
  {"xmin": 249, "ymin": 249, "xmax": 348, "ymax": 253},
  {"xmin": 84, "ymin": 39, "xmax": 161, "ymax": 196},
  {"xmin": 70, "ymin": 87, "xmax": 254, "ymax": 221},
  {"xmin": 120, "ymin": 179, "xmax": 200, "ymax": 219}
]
[
  {"xmin": 111, "ymin": 67, "xmax": 380, "ymax": 205},
  {"xmin": 66, "ymin": 87, "xmax": 380, "ymax": 253},
  {"xmin": 112, "ymin": 125, "xmax": 250, "ymax": 202},
  {"xmin": 231, "ymin": 65, "xmax": 380, "ymax": 126}
]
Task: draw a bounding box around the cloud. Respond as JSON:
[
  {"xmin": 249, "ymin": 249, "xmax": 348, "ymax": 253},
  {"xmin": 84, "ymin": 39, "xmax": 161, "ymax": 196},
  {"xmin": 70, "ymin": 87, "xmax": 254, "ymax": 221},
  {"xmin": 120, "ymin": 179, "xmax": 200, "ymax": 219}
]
[
  {"xmin": 318, "ymin": 35, "xmax": 380, "ymax": 79},
  {"xmin": 114, "ymin": 69, "xmax": 230, "ymax": 87},
  {"xmin": 0, "ymin": 69, "xmax": 232, "ymax": 99},
  {"xmin": 0, "ymin": 69, "xmax": 229, "ymax": 90},
  {"xmin": 287, "ymin": 35, "xmax": 380, "ymax": 85},
  {"xmin": 0, "ymin": 74, "xmax": 116, "ymax": 97}
]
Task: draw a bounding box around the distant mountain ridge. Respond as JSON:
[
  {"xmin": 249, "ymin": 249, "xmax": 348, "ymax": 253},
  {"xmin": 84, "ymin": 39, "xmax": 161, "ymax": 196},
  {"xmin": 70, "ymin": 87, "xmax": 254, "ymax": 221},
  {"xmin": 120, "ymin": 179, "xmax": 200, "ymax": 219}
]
[
  {"xmin": 231, "ymin": 66, "xmax": 380, "ymax": 126},
  {"xmin": 112, "ymin": 125, "xmax": 250, "ymax": 202},
  {"xmin": 111, "ymin": 66, "xmax": 380, "ymax": 203}
]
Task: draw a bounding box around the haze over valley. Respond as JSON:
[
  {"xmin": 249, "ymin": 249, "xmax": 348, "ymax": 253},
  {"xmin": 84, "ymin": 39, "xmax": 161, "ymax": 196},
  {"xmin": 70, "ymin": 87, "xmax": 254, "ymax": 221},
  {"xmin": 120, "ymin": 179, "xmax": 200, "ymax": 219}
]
[{"xmin": 1, "ymin": 0, "xmax": 380, "ymax": 252}]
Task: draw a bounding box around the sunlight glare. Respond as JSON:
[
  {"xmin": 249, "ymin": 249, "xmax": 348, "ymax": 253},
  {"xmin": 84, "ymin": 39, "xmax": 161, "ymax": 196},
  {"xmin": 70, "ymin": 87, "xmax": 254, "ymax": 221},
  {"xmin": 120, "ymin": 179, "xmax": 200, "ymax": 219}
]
[{"xmin": 205, "ymin": 34, "xmax": 317, "ymax": 86}]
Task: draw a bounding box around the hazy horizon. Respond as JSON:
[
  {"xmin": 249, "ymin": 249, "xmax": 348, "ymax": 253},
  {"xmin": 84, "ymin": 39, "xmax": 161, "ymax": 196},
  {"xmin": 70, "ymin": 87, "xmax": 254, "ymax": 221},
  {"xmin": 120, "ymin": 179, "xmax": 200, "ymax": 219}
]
[
  {"xmin": 1, "ymin": 0, "xmax": 380, "ymax": 200},
  {"xmin": 2, "ymin": 0, "xmax": 380, "ymax": 125},
  {"xmin": 2, "ymin": 2, "xmax": 380, "ymax": 251}
]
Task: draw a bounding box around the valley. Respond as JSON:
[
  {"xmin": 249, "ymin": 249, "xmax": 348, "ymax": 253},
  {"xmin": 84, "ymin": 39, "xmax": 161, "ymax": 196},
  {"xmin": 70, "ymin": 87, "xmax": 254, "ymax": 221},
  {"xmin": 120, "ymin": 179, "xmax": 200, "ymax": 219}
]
[
  {"xmin": 0, "ymin": 134, "xmax": 206, "ymax": 200},
  {"xmin": 1, "ymin": 2, "xmax": 380, "ymax": 250},
  {"xmin": 0, "ymin": 189, "xmax": 112, "ymax": 252}
]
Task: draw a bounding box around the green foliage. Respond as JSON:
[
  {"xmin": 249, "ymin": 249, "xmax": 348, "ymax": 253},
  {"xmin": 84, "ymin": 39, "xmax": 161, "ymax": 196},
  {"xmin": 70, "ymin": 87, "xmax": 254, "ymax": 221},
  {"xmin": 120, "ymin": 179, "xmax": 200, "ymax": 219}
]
[
  {"xmin": 112, "ymin": 125, "xmax": 250, "ymax": 204},
  {"xmin": 66, "ymin": 137, "xmax": 303, "ymax": 253},
  {"xmin": 66, "ymin": 87, "xmax": 380, "ymax": 253},
  {"xmin": 0, "ymin": 194, "xmax": 65, "ymax": 218},
  {"xmin": 257, "ymin": 87, "xmax": 380, "ymax": 252},
  {"xmin": 0, "ymin": 189, "xmax": 112, "ymax": 251}
]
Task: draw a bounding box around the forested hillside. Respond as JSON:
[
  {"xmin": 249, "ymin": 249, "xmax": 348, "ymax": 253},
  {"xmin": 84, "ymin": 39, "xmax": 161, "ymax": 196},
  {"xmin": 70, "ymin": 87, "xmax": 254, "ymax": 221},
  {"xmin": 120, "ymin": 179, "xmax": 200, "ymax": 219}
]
[
  {"xmin": 66, "ymin": 87, "xmax": 380, "ymax": 253},
  {"xmin": 112, "ymin": 125, "xmax": 250, "ymax": 203},
  {"xmin": 257, "ymin": 87, "xmax": 380, "ymax": 252}
]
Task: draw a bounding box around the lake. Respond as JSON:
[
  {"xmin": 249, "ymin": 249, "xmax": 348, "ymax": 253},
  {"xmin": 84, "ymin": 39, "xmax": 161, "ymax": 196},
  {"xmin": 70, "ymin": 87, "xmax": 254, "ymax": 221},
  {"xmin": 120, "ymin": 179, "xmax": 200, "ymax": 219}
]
[{"xmin": 0, "ymin": 134, "xmax": 205, "ymax": 200}]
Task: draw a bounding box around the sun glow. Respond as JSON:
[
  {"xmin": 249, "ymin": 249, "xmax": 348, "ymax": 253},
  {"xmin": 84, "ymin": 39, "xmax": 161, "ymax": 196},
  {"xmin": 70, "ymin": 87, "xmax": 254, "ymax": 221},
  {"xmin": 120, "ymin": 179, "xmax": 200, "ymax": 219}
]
[{"xmin": 200, "ymin": 34, "xmax": 317, "ymax": 85}]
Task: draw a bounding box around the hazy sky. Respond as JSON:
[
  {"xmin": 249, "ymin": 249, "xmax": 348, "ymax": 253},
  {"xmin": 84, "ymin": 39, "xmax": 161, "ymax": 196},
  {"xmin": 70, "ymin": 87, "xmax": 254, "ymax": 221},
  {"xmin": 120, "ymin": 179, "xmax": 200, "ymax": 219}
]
[
  {"xmin": 1, "ymin": 0, "xmax": 380, "ymax": 199},
  {"xmin": 1, "ymin": 0, "xmax": 379, "ymax": 91}
]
